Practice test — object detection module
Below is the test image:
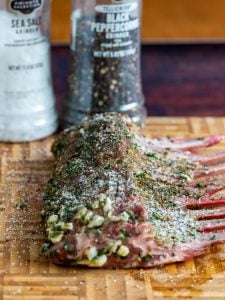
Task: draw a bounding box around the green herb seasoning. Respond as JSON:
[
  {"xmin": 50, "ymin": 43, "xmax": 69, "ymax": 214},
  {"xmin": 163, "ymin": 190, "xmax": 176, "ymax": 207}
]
[{"xmin": 42, "ymin": 113, "xmax": 201, "ymax": 265}]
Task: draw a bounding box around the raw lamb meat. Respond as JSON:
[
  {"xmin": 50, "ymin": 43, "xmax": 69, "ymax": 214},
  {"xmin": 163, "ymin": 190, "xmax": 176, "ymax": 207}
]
[{"xmin": 41, "ymin": 113, "xmax": 225, "ymax": 268}]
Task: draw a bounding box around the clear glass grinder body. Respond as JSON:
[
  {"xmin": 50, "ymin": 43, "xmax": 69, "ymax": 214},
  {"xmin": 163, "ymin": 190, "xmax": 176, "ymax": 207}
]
[
  {"xmin": 0, "ymin": 0, "xmax": 57, "ymax": 142},
  {"xmin": 62, "ymin": 0, "xmax": 146, "ymax": 127}
]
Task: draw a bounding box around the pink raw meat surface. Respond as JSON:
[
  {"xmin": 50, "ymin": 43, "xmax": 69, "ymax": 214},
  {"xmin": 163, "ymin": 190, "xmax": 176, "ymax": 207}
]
[{"xmin": 41, "ymin": 113, "xmax": 225, "ymax": 268}]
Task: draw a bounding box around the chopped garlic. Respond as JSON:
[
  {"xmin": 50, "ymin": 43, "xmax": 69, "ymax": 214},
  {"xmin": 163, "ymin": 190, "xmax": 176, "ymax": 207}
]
[
  {"xmin": 85, "ymin": 247, "xmax": 97, "ymax": 260},
  {"xmin": 94, "ymin": 255, "xmax": 107, "ymax": 267},
  {"xmin": 109, "ymin": 211, "xmax": 130, "ymax": 222},
  {"xmin": 55, "ymin": 221, "xmax": 65, "ymax": 229},
  {"xmin": 117, "ymin": 245, "xmax": 130, "ymax": 257},
  {"xmin": 108, "ymin": 240, "xmax": 122, "ymax": 253},
  {"xmin": 92, "ymin": 200, "xmax": 99, "ymax": 209},
  {"xmin": 74, "ymin": 207, "xmax": 87, "ymax": 219},
  {"xmin": 120, "ymin": 211, "xmax": 130, "ymax": 221},
  {"xmin": 64, "ymin": 223, "xmax": 73, "ymax": 230},
  {"xmin": 48, "ymin": 231, "xmax": 64, "ymax": 243},
  {"xmin": 83, "ymin": 211, "xmax": 94, "ymax": 223},
  {"xmin": 109, "ymin": 215, "xmax": 121, "ymax": 221},
  {"xmin": 103, "ymin": 197, "xmax": 112, "ymax": 213},
  {"xmin": 79, "ymin": 128, "xmax": 85, "ymax": 135},
  {"xmin": 99, "ymin": 194, "xmax": 107, "ymax": 205},
  {"xmin": 180, "ymin": 173, "xmax": 191, "ymax": 181},
  {"xmin": 76, "ymin": 259, "xmax": 91, "ymax": 266},
  {"xmin": 47, "ymin": 214, "xmax": 58, "ymax": 225},
  {"xmin": 88, "ymin": 215, "xmax": 104, "ymax": 228},
  {"xmin": 77, "ymin": 255, "xmax": 107, "ymax": 267}
]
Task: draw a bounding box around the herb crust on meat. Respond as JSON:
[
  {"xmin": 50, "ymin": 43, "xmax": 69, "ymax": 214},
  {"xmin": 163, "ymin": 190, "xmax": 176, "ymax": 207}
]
[{"xmin": 41, "ymin": 113, "xmax": 225, "ymax": 268}]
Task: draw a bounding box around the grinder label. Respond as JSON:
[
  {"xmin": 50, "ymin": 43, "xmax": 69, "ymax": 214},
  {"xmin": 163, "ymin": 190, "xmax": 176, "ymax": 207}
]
[{"xmin": 10, "ymin": 0, "xmax": 42, "ymax": 14}]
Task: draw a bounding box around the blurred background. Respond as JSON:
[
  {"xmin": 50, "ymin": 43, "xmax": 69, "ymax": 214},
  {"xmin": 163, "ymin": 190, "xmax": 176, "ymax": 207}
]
[{"xmin": 51, "ymin": 0, "xmax": 225, "ymax": 116}]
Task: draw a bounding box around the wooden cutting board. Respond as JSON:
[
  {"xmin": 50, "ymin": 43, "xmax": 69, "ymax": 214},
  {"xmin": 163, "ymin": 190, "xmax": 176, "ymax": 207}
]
[{"xmin": 1, "ymin": 117, "xmax": 225, "ymax": 300}]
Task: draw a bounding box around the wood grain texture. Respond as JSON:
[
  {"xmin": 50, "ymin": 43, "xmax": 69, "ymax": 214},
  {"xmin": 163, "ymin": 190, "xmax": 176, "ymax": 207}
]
[
  {"xmin": 1, "ymin": 117, "xmax": 225, "ymax": 299},
  {"xmin": 51, "ymin": 0, "xmax": 225, "ymax": 44}
]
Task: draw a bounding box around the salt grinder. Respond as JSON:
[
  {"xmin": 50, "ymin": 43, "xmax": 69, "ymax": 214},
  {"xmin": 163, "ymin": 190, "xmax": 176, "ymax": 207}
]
[{"xmin": 0, "ymin": 0, "xmax": 57, "ymax": 142}]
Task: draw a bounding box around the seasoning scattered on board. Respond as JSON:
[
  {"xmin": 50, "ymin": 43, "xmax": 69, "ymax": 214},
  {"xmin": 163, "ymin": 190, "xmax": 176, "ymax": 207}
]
[{"xmin": 41, "ymin": 113, "xmax": 225, "ymax": 268}]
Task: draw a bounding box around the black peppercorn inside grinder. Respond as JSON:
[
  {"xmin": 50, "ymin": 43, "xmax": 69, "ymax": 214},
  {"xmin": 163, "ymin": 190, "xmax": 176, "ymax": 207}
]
[{"xmin": 62, "ymin": 0, "xmax": 146, "ymax": 128}]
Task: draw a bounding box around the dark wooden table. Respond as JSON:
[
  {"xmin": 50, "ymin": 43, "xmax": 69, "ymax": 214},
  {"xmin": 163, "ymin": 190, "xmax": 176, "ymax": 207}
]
[{"xmin": 52, "ymin": 44, "xmax": 225, "ymax": 117}]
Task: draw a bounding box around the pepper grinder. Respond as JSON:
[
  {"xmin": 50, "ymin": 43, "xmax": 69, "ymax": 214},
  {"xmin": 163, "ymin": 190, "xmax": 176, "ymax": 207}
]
[{"xmin": 62, "ymin": 0, "xmax": 146, "ymax": 128}]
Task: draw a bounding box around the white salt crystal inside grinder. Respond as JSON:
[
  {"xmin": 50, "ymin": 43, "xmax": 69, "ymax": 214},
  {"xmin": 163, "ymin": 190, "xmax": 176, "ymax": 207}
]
[{"xmin": 0, "ymin": 6, "xmax": 57, "ymax": 142}]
